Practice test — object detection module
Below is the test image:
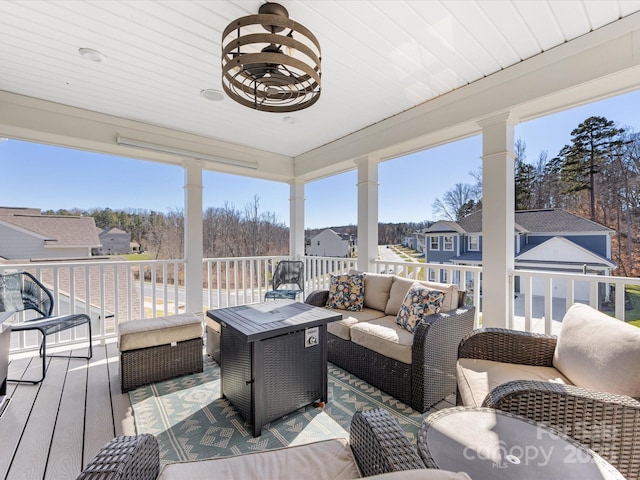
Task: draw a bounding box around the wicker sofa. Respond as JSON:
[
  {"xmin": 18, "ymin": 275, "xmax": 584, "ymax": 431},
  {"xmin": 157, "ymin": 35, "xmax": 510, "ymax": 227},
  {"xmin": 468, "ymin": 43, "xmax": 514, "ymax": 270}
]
[
  {"xmin": 76, "ymin": 408, "xmax": 470, "ymax": 480},
  {"xmin": 456, "ymin": 303, "xmax": 640, "ymax": 480},
  {"xmin": 305, "ymin": 272, "xmax": 475, "ymax": 413}
]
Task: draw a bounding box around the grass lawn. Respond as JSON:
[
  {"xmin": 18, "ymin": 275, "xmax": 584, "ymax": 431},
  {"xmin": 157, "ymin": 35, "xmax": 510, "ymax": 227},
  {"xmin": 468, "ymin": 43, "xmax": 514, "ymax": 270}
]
[{"xmin": 125, "ymin": 253, "xmax": 155, "ymax": 261}]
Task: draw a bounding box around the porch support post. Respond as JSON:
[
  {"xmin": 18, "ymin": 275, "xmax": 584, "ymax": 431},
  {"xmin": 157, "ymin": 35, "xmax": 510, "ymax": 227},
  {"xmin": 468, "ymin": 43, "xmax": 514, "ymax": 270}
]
[
  {"xmin": 184, "ymin": 161, "xmax": 203, "ymax": 314},
  {"xmin": 479, "ymin": 113, "xmax": 516, "ymax": 328},
  {"xmin": 356, "ymin": 156, "xmax": 379, "ymax": 272},
  {"xmin": 289, "ymin": 179, "xmax": 305, "ymax": 259}
]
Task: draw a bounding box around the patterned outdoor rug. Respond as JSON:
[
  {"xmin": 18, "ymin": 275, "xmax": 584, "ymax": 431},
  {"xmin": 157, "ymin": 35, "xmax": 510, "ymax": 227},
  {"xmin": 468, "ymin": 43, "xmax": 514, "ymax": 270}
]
[{"xmin": 130, "ymin": 357, "xmax": 433, "ymax": 465}]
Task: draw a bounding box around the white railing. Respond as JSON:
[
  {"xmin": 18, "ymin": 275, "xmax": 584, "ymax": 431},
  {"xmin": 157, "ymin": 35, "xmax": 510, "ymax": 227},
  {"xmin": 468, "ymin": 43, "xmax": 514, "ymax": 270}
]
[
  {"xmin": 1, "ymin": 258, "xmax": 185, "ymax": 353},
  {"xmin": 4, "ymin": 255, "xmax": 637, "ymax": 354},
  {"xmin": 302, "ymin": 255, "xmax": 358, "ymax": 292},
  {"xmin": 509, "ymin": 269, "xmax": 640, "ymax": 335},
  {"xmin": 203, "ymin": 255, "xmax": 284, "ymax": 309}
]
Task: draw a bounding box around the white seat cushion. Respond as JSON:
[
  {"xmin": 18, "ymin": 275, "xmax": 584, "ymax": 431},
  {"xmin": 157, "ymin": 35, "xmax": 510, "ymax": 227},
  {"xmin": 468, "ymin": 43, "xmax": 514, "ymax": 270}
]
[
  {"xmin": 158, "ymin": 438, "xmax": 360, "ymax": 480},
  {"xmin": 119, "ymin": 313, "xmax": 202, "ymax": 351},
  {"xmin": 327, "ymin": 308, "xmax": 387, "ymax": 340},
  {"xmin": 457, "ymin": 358, "xmax": 572, "ymax": 407},
  {"xmin": 350, "ymin": 316, "xmax": 413, "ymax": 364},
  {"xmin": 553, "ymin": 303, "xmax": 640, "ymax": 397}
]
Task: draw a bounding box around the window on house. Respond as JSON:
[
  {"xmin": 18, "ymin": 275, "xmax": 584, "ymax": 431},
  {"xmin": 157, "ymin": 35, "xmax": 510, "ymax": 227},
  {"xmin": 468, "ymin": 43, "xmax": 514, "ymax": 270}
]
[
  {"xmin": 443, "ymin": 236, "xmax": 454, "ymax": 251},
  {"xmin": 430, "ymin": 236, "xmax": 440, "ymax": 250},
  {"xmin": 468, "ymin": 235, "xmax": 479, "ymax": 251},
  {"xmin": 428, "ymin": 268, "xmax": 435, "ymax": 281}
]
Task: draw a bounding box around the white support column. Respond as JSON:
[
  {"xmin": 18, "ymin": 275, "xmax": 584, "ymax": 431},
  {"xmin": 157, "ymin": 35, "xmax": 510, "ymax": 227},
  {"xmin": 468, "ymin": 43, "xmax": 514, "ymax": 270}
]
[
  {"xmin": 479, "ymin": 113, "xmax": 516, "ymax": 328},
  {"xmin": 184, "ymin": 161, "xmax": 203, "ymax": 314},
  {"xmin": 289, "ymin": 179, "xmax": 305, "ymax": 259},
  {"xmin": 355, "ymin": 156, "xmax": 379, "ymax": 273}
]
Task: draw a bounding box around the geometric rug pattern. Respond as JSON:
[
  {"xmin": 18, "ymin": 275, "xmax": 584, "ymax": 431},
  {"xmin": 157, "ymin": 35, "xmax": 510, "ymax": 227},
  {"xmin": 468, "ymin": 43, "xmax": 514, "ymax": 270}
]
[{"xmin": 130, "ymin": 357, "xmax": 433, "ymax": 466}]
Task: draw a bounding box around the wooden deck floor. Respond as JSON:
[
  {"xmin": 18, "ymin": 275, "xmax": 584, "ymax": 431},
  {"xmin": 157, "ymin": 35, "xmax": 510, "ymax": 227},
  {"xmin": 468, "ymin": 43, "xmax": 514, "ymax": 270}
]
[
  {"xmin": 1, "ymin": 342, "xmax": 134, "ymax": 480},
  {"xmin": 1, "ymin": 343, "xmax": 456, "ymax": 480}
]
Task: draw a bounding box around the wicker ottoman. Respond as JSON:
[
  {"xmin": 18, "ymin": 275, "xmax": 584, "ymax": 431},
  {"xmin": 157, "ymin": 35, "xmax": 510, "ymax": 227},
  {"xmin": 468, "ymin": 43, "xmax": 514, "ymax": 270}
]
[
  {"xmin": 119, "ymin": 313, "xmax": 203, "ymax": 393},
  {"xmin": 204, "ymin": 314, "xmax": 221, "ymax": 364}
]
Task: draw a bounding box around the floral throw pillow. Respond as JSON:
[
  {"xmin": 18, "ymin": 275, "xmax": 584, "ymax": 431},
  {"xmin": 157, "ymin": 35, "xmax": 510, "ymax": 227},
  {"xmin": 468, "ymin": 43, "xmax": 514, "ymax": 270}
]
[
  {"xmin": 396, "ymin": 283, "xmax": 445, "ymax": 333},
  {"xmin": 326, "ymin": 274, "xmax": 365, "ymax": 311}
]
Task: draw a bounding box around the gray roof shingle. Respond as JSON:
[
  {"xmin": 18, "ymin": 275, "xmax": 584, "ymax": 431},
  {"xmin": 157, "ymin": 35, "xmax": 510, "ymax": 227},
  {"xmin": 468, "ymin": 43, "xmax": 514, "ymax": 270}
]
[
  {"xmin": 452, "ymin": 209, "xmax": 612, "ymax": 234},
  {"xmin": 0, "ymin": 214, "xmax": 101, "ymax": 247}
]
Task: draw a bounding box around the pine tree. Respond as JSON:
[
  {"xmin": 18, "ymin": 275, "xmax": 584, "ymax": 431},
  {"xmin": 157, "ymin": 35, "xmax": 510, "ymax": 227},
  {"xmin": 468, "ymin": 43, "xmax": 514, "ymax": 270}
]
[{"xmin": 553, "ymin": 116, "xmax": 626, "ymax": 221}]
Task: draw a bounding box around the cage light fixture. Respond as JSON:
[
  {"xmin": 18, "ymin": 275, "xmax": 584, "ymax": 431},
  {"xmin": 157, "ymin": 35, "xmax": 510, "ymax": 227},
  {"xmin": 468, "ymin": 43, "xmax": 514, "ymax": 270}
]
[{"xmin": 221, "ymin": 2, "xmax": 321, "ymax": 112}]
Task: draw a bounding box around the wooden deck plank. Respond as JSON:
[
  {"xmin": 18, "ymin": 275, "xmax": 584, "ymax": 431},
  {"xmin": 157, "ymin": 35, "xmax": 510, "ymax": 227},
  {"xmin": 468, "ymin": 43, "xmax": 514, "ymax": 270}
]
[
  {"xmin": 82, "ymin": 345, "xmax": 115, "ymax": 468},
  {"xmin": 6, "ymin": 356, "xmax": 68, "ymax": 480},
  {"xmin": 0, "ymin": 356, "xmax": 40, "ymax": 480},
  {"xmin": 106, "ymin": 342, "xmax": 135, "ymax": 437},
  {"xmin": 44, "ymin": 349, "xmax": 89, "ymax": 480}
]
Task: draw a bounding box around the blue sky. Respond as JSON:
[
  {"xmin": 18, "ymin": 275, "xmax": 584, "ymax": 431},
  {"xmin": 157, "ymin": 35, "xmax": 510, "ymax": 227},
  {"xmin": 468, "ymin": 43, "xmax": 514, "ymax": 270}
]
[{"xmin": 1, "ymin": 89, "xmax": 639, "ymax": 229}]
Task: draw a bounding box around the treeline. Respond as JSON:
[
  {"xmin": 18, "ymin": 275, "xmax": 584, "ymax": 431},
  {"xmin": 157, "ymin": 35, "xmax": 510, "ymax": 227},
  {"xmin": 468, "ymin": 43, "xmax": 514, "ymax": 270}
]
[{"xmin": 46, "ymin": 196, "xmax": 290, "ymax": 259}]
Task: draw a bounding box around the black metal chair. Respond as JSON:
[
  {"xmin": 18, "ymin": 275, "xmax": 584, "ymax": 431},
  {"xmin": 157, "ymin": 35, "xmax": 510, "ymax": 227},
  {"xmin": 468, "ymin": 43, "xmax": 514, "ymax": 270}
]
[
  {"xmin": 0, "ymin": 271, "xmax": 92, "ymax": 384},
  {"xmin": 264, "ymin": 260, "xmax": 305, "ymax": 301}
]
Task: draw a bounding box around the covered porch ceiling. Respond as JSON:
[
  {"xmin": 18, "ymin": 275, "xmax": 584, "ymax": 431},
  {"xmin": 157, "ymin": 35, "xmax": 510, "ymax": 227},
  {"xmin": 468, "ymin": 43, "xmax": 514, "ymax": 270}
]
[{"xmin": 2, "ymin": 1, "xmax": 640, "ymax": 184}]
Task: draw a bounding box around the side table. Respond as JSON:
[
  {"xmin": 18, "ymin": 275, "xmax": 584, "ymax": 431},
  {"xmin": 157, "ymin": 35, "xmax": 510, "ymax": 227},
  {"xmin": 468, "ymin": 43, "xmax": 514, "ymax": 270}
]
[{"xmin": 417, "ymin": 407, "xmax": 624, "ymax": 479}]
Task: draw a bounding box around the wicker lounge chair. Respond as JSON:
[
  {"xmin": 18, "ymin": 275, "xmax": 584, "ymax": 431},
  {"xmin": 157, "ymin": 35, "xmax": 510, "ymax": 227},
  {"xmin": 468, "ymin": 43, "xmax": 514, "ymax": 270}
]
[{"xmin": 456, "ymin": 304, "xmax": 640, "ymax": 479}]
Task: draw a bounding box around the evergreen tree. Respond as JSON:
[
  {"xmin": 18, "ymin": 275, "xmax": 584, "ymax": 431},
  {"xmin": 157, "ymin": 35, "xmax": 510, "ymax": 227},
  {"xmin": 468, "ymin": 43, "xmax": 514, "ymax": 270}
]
[
  {"xmin": 553, "ymin": 116, "xmax": 626, "ymax": 220},
  {"xmin": 514, "ymin": 139, "xmax": 535, "ymax": 210}
]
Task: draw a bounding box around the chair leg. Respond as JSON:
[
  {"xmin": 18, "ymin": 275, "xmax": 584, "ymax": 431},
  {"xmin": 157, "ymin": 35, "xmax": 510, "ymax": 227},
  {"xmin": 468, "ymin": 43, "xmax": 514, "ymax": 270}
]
[
  {"xmin": 8, "ymin": 330, "xmax": 46, "ymax": 385},
  {"xmin": 9, "ymin": 320, "xmax": 93, "ymax": 385},
  {"xmin": 48, "ymin": 320, "xmax": 93, "ymax": 360}
]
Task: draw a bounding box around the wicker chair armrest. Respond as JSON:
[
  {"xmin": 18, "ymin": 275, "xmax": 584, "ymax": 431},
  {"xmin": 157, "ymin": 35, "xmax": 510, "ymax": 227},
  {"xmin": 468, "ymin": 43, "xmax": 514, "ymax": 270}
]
[
  {"xmin": 77, "ymin": 434, "xmax": 160, "ymax": 480},
  {"xmin": 413, "ymin": 306, "xmax": 475, "ymax": 362},
  {"xmin": 350, "ymin": 408, "xmax": 425, "ymax": 477},
  {"xmin": 305, "ymin": 289, "xmax": 329, "ymax": 307},
  {"xmin": 484, "ymin": 380, "xmax": 640, "ymax": 479},
  {"xmin": 458, "ymin": 327, "xmax": 557, "ymax": 366}
]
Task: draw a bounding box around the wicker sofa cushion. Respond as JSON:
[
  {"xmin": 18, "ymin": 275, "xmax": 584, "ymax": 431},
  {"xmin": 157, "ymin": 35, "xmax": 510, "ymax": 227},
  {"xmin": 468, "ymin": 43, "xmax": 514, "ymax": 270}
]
[
  {"xmin": 327, "ymin": 308, "xmax": 387, "ymax": 340},
  {"xmin": 385, "ymin": 278, "xmax": 458, "ymax": 316},
  {"xmin": 553, "ymin": 303, "xmax": 640, "ymax": 397},
  {"xmin": 158, "ymin": 438, "xmax": 361, "ymax": 480},
  {"xmin": 119, "ymin": 313, "xmax": 202, "ymax": 351},
  {"xmin": 457, "ymin": 358, "xmax": 572, "ymax": 407},
  {"xmin": 362, "ymin": 272, "xmax": 395, "ymax": 311},
  {"xmin": 350, "ymin": 316, "xmax": 414, "ymax": 364}
]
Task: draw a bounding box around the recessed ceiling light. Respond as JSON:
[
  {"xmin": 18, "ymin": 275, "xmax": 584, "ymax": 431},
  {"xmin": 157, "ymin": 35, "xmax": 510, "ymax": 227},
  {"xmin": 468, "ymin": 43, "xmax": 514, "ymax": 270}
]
[
  {"xmin": 78, "ymin": 47, "xmax": 106, "ymax": 62},
  {"xmin": 283, "ymin": 116, "xmax": 297, "ymax": 124},
  {"xmin": 200, "ymin": 89, "xmax": 224, "ymax": 101}
]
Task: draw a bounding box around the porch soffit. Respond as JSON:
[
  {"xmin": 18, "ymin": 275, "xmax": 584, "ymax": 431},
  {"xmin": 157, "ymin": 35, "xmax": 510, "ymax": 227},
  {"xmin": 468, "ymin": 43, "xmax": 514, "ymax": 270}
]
[{"xmin": 0, "ymin": 3, "xmax": 639, "ymax": 184}]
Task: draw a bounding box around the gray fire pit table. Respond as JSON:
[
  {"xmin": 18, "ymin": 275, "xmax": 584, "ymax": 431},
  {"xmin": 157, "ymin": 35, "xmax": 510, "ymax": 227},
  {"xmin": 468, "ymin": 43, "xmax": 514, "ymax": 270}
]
[{"xmin": 207, "ymin": 300, "xmax": 341, "ymax": 437}]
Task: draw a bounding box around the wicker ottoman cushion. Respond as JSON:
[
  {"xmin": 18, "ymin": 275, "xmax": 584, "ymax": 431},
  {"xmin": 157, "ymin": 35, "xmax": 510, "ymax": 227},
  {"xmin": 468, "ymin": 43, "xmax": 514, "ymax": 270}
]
[{"xmin": 119, "ymin": 313, "xmax": 202, "ymax": 351}]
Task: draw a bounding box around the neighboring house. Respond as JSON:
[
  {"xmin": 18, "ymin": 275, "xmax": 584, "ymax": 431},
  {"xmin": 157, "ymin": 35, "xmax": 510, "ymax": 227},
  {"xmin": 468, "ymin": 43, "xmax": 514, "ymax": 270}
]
[
  {"xmin": 422, "ymin": 209, "xmax": 616, "ymax": 301},
  {"xmin": 96, "ymin": 227, "xmax": 132, "ymax": 255},
  {"xmin": 0, "ymin": 207, "xmax": 101, "ymax": 260},
  {"xmin": 306, "ymin": 229, "xmax": 355, "ymax": 257}
]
